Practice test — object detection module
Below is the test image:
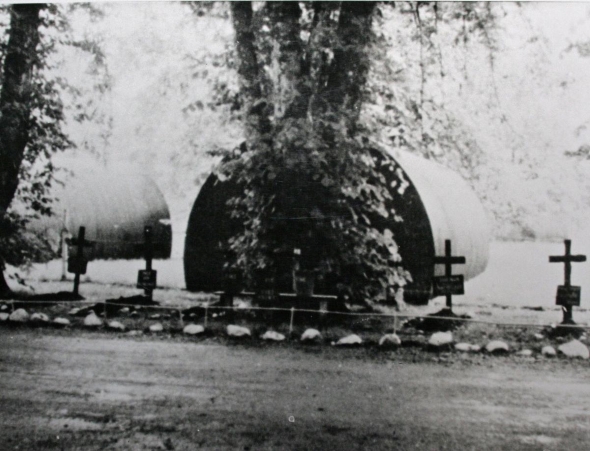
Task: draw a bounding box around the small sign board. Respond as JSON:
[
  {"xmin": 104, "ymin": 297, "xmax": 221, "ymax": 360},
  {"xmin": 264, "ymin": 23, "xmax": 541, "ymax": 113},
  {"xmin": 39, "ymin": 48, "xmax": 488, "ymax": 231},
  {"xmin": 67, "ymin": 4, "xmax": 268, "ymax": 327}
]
[
  {"xmin": 433, "ymin": 275, "xmax": 464, "ymax": 297},
  {"xmin": 137, "ymin": 269, "xmax": 157, "ymax": 289},
  {"xmin": 556, "ymin": 285, "xmax": 581, "ymax": 307},
  {"xmin": 67, "ymin": 257, "xmax": 88, "ymax": 275}
]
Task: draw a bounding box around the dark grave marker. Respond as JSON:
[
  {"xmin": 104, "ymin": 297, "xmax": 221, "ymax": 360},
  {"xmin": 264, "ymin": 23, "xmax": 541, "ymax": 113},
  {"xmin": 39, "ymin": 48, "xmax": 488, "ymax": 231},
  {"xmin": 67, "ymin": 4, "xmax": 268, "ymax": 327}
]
[
  {"xmin": 258, "ymin": 274, "xmax": 277, "ymax": 304},
  {"xmin": 221, "ymin": 268, "xmax": 241, "ymax": 322},
  {"xmin": 137, "ymin": 226, "xmax": 157, "ymax": 300},
  {"xmin": 292, "ymin": 247, "xmax": 317, "ymax": 298},
  {"xmin": 549, "ymin": 239, "xmax": 586, "ymax": 324},
  {"xmin": 433, "ymin": 239, "xmax": 466, "ymax": 310},
  {"xmin": 258, "ymin": 272, "xmax": 277, "ymax": 323},
  {"xmin": 67, "ymin": 226, "xmax": 94, "ymax": 296}
]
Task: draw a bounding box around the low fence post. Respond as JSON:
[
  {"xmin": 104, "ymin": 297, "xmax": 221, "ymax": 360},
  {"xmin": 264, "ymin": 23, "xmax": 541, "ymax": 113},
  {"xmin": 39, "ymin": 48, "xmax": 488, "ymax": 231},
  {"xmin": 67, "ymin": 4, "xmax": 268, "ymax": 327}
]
[
  {"xmin": 289, "ymin": 307, "xmax": 295, "ymax": 336},
  {"xmin": 204, "ymin": 303, "xmax": 209, "ymax": 328},
  {"xmin": 179, "ymin": 309, "xmax": 184, "ymax": 328}
]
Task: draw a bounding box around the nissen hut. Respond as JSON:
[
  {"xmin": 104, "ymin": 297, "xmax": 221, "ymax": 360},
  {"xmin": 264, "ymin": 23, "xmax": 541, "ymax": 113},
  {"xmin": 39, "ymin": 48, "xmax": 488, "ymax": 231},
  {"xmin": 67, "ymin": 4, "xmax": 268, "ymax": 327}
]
[
  {"xmin": 184, "ymin": 148, "xmax": 490, "ymax": 304},
  {"xmin": 27, "ymin": 164, "xmax": 172, "ymax": 260}
]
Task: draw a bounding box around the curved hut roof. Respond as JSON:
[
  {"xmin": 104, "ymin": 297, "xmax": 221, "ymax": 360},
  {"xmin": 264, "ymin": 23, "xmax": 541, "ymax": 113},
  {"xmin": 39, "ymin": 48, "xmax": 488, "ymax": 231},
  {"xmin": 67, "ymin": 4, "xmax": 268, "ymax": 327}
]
[
  {"xmin": 184, "ymin": 148, "xmax": 490, "ymax": 304},
  {"xmin": 28, "ymin": 165, "xmax": 172, "ymax": 260},
  {"xmin": 392, "ymin": 150, "xmax": 490, "ymax": 279}
]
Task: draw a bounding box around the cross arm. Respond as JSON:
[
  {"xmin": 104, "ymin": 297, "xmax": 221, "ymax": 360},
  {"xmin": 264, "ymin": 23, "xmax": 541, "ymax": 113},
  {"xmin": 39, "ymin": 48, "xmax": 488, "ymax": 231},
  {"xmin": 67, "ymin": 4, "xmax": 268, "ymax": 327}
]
[
  {"xmin": 434, "ymin": 256, "xmax": 466, "ymax": 265},
  {"xmin": 67, "ymin": 238, "xmax": 95, "ymax": 248},
  {"xmin": 549, "ymin": 255, "xmax": 587, "ymax": 263}
]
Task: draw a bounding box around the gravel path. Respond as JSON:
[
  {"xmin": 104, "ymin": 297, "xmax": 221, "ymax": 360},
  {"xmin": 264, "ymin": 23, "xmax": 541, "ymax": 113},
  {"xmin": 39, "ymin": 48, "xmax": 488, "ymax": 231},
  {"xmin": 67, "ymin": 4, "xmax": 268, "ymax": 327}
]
[{"xmin": 1, "ymin": 328, "xmax": 590, "ymax": 450}]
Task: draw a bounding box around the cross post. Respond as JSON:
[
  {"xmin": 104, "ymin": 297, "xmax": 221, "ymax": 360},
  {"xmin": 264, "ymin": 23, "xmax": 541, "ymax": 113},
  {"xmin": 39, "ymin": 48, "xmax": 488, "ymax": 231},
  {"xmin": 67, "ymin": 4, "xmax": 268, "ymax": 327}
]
[
  {"xmin": 549, "ymin": 239, "xmax": 586, "ymax": 324},
  {"xmin": 68, "ymin": 226, "xmax": 93, "ymax": 296},
  {"xmin": 137, "ymin": 226, "xmax": 157, "ymax": 301},
  {"xmin": 222, "ymin": 266, "xmax": 241, "ymax": 323},
  {"xmin": 433, "ymin": 239, "xmax": 466, "ymax": 310},
  {"xmin": 145, "ymin": 226, "xmax": 153, "ymax": 273}
]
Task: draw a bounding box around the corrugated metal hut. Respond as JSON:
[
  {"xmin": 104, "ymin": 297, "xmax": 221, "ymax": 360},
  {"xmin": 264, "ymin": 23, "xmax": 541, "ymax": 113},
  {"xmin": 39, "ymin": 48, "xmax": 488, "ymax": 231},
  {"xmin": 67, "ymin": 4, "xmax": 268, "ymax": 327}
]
[
  {"xmin": 27, "ymin": 165, "xmax": 172, "ymax": 260},
  {"xmin": 183, "ymin": 148, "xmax": 489, "ymax": 304}
]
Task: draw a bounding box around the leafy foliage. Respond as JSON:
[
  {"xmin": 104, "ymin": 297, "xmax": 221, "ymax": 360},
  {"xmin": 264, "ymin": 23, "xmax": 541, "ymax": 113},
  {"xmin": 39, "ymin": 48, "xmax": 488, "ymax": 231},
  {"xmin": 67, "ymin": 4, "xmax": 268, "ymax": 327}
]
[
  {"xmin": 219, "ymin": 121, "xmax": 407, "ymax": 301},
  {"xmin": 0, "ymin": 4, "xmax": 110, "ymax": 273}
]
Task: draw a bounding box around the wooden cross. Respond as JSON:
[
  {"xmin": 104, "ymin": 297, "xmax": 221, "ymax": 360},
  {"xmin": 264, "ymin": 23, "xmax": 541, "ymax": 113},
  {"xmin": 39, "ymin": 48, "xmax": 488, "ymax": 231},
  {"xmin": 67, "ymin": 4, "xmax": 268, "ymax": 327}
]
[
  {"xmin": 549, "ymin": 239, "xmax": 586, "ymax": 324},
  {"xmin": 137, "ymin": 226, "xmax": 157, "ymax": 300},
  {"xmin": 67, "ymin": 226, "xmax": 94, "ymax": 296},
  {"xmin": 433, "ymin": 239, "xmax": 466, "ymax": 310}
]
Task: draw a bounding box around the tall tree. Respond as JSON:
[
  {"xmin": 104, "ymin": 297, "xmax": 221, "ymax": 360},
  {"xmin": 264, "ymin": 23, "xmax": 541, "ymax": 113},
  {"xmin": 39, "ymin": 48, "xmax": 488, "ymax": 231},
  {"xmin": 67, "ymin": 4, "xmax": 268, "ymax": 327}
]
[
  {"xmin": 0, "ymin": 4, "xmax": 45, "ymax": 296},
  {"xmin": 221, "ymin": 1, "xmax": 405, "ymax": 302},
  {"xmin": 0, "ymin": 3, "xmax": 108, "ymax": 296},
  {"xmin": 0, "ymin": 4, "xmax": 44, "ymax": 215}
]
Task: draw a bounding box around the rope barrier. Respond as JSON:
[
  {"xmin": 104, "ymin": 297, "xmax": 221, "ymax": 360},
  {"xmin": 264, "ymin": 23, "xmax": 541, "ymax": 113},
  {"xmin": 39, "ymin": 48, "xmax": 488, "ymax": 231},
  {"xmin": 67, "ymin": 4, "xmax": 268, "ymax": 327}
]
[{"xmin": 2, "ymin": 297, "xmax": 589, "ymax": 330}]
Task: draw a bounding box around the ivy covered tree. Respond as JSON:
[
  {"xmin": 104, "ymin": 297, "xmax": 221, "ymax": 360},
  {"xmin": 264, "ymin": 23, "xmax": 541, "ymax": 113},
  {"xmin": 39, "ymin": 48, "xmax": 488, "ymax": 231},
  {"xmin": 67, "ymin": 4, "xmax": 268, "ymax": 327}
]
[
  {"xmin": 0, "ymin": 4, "xmax": 108, "ymax": 297},
  {"xmin": 218, "ymin": 1, "xmax": 407, "ymax": 302},
  {"xmin": 211, "ymin": 1, "xmax": 503, "ymax": 303}
]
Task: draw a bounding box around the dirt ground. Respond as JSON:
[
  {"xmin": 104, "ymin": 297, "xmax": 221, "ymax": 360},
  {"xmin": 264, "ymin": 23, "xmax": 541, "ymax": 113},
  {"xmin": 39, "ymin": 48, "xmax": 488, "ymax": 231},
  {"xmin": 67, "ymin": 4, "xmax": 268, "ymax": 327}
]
[{"xmin": 1, "ymin": 328, "xmax": 590, "ymax": 451}]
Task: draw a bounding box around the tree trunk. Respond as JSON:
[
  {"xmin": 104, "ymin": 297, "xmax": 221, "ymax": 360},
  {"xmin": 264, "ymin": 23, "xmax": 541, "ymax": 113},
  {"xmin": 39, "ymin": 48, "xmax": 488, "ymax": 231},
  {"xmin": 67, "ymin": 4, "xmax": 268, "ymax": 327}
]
[
  {"xmin": 267, "ymin": 2, "xmax": 307, "ymax": 120},
  {"xmin": 0, "ymin": 4, "xmax": 44, "ymax": 297},
  {"xmin": 324, "ymin": 1, "xmax": 376, "ymax": 126},
  {"xmin": 229, "ymin": 2, "xmax": 270, "ymax": 145},
  {"xmin": 0, "ymin": 4, "xmax": 44, "ymax": 216}
]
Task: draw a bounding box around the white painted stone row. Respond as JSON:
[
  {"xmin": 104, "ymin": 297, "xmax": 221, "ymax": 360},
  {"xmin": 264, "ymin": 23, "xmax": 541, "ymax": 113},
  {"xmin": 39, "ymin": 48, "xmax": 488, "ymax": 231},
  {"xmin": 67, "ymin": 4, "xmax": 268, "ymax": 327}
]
[
  {"xmin": 0, "ymin": 308, "xmax": 127, "ymax": 330},
  {"xmin": 452, "ymin": 336, "xmax": 590, "ymax": 359},
  {"xmin": 2, "ymin": 310, "xmax": 590, "ymax": 359},
  {"xmin": 0, "ymin": 308, "xmax": 71, "ymax": 326}
]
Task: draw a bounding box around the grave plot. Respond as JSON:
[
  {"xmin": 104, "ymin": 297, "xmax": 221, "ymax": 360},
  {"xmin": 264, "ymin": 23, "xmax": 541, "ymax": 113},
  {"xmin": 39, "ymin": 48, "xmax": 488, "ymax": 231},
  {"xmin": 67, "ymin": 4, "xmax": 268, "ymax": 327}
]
[
  {"xmin": 11, "ymin": 164, "xmax": 172, "ymax": 302},
  {"xmin": 68, "ymin": 226, "xmax": 94, "ymax": 297},
  {"xmin": 549, "ymin": 239, "xmax": 587, "ymax": 336}
]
